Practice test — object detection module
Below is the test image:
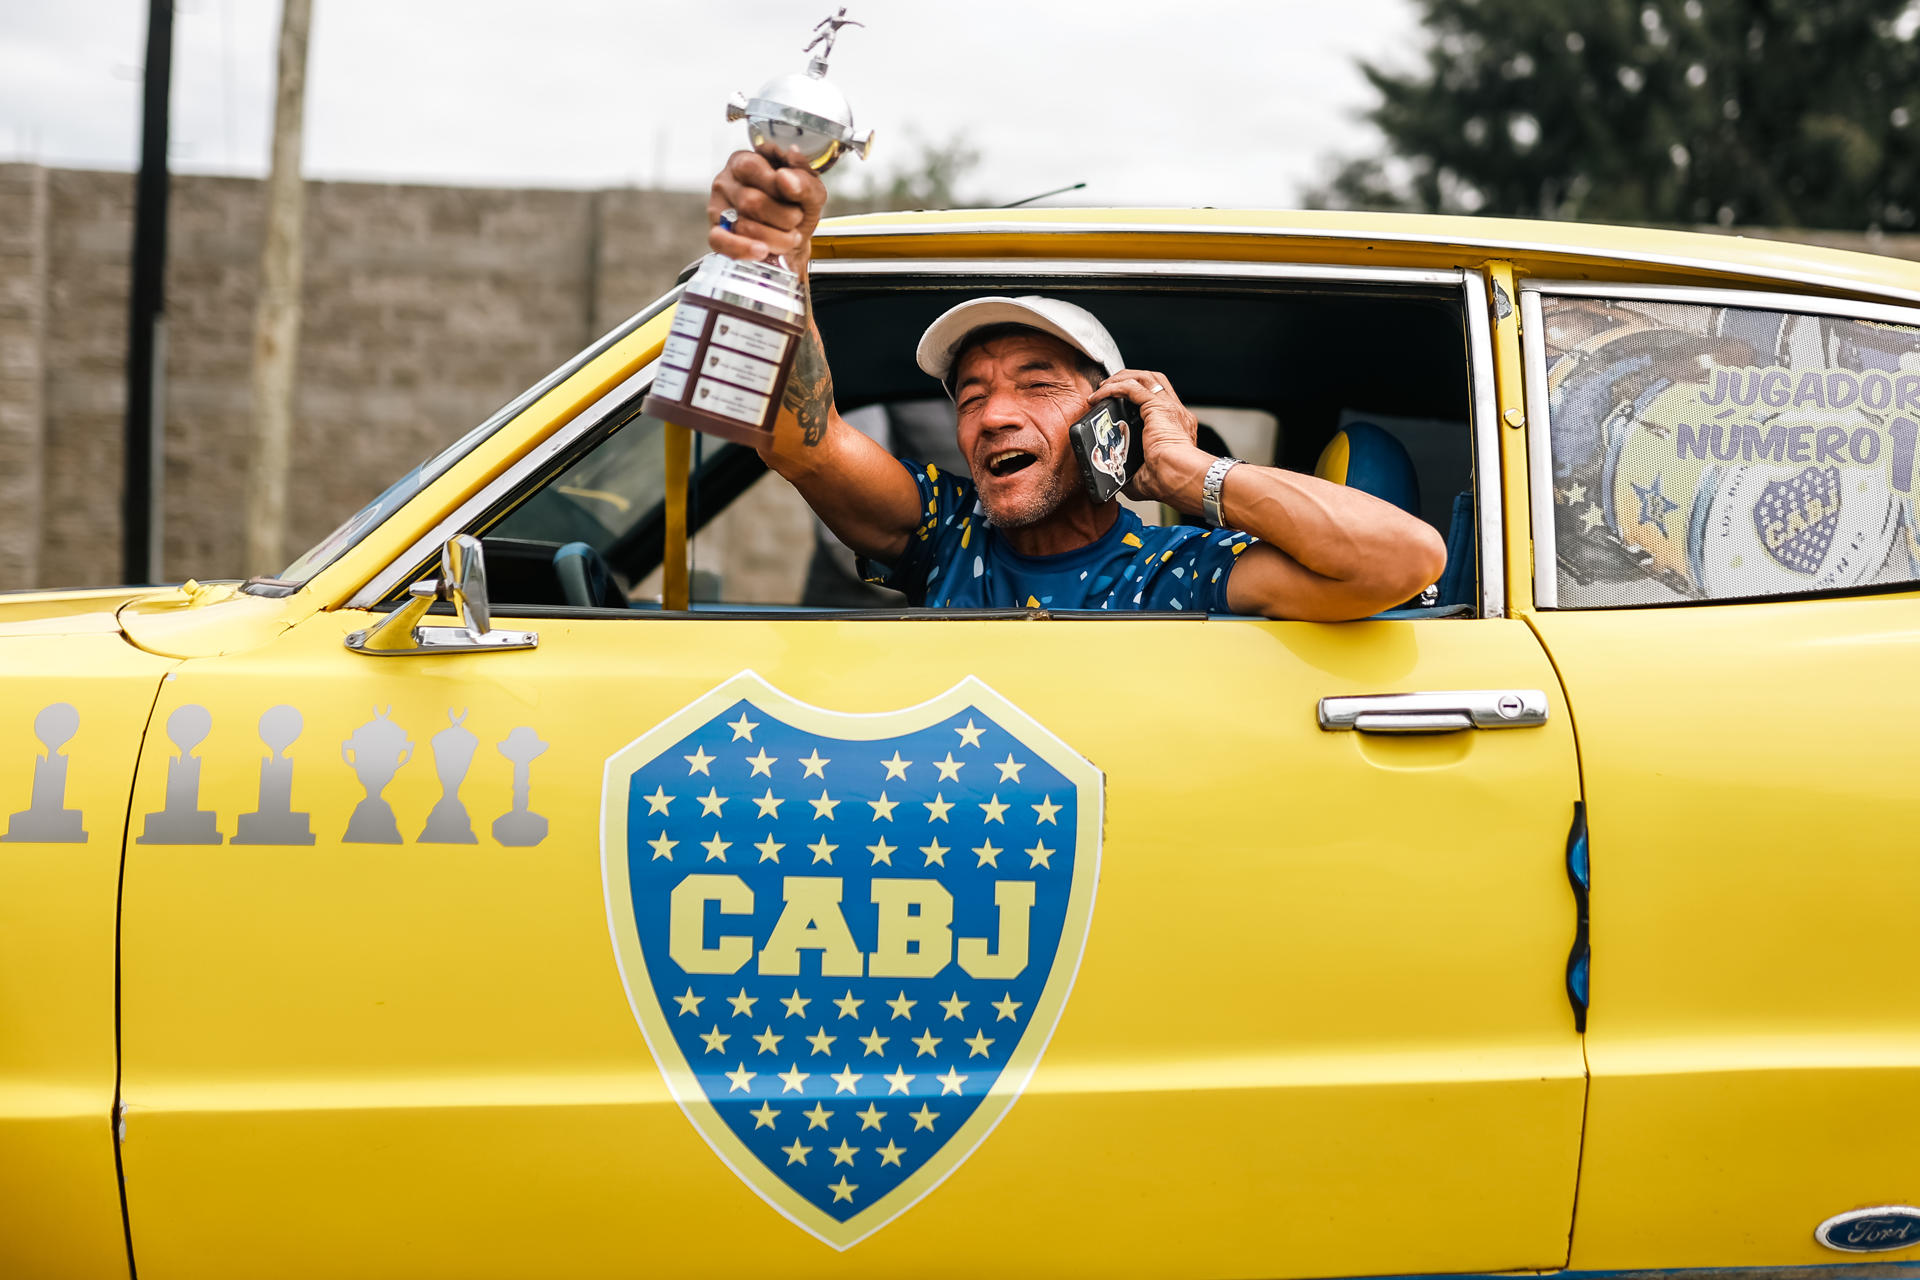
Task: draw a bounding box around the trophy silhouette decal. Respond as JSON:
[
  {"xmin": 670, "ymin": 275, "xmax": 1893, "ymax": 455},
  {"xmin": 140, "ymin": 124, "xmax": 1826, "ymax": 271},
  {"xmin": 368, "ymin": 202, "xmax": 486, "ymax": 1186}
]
[
  {"xmin": 419, "ymin": 709, "xmax": 479, "ymax": 844},
  {"xmin": 342, "ymin": 707, "xmax": 412, "ymax": 844},
  {"xmin": 233, "ymin": 705, "xmax": 316, "ymax": 845},
  {"xmin": 137, "ymin": 704, "xmax": 223, "ymax": 845},
  {"xmin": 492, "ymin": 726, "xmax": 549, "ymax": 847},
  {"xmin": 3, "ymin": 702, "xmax": 88, "ymax": 843}
]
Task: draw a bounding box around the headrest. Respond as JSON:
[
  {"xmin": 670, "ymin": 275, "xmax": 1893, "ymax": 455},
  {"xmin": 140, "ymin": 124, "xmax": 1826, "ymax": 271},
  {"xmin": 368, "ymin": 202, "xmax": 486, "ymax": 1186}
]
[{"xmin": 1314, "ymin": 421, "xmax": 1421, "ymax": 517}]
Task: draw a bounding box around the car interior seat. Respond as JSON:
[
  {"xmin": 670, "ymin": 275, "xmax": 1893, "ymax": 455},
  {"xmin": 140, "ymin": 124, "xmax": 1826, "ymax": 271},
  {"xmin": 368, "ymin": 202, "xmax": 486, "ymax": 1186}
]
[{"xmin": 1313, "ymin": 421, "xmax": 1475, "ymax": 613}]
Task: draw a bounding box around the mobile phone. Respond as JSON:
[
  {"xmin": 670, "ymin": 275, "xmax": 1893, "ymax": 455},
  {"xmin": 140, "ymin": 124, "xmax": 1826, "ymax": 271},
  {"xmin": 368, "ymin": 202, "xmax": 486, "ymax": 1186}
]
[{"xmin": 1068, "ymin": 396, "xmax": 1143, "ymax": 504}]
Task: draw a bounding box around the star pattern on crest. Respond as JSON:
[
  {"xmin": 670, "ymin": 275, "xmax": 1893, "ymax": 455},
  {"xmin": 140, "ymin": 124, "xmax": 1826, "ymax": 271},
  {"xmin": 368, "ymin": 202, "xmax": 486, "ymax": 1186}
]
[{"xmin": 623, "ymin": 696, "xmax": 1085, "ymax": 1228}]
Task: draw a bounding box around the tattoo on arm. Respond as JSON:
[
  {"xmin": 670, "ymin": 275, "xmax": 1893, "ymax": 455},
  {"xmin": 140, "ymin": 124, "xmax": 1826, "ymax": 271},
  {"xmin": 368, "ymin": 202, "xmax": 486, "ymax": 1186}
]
[{"xmin": 782, "ymin": 325, "xmax": 835, "ymax": 448}]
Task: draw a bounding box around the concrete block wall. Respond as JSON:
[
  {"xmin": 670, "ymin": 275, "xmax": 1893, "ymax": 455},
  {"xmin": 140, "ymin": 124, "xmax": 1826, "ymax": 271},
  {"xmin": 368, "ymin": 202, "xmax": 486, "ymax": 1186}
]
[
  {"xmin": 0, "ymin": 164, "xmax": 706, "ymax": 591},
  {"xmin": 0, "ymin": 165, "xmax": 49, "ymax": 588}
]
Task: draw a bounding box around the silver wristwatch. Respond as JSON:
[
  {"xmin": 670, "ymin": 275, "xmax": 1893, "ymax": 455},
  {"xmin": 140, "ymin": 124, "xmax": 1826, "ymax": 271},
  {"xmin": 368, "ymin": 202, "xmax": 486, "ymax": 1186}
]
[{"xmin": 1202, "ymin": 457, "xmax": 1244, "ymax": 528}]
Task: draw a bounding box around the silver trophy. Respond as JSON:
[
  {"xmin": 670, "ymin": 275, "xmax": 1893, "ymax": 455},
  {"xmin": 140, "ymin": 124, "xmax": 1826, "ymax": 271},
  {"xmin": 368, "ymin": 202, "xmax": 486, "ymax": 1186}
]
[
  {"xmin": 727, "ymin": 9, "xmax": 874, "ymax": 174},
  {"xmin": 641, "ymin": 10, "xmax": 873, "ymax": 447}
]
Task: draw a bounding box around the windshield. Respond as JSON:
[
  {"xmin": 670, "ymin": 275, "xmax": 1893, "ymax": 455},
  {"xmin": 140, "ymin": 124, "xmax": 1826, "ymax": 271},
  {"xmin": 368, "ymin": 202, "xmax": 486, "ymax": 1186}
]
[{"xmin": 275, "ymin": 455, "xmax": 438, "ymax": 583}]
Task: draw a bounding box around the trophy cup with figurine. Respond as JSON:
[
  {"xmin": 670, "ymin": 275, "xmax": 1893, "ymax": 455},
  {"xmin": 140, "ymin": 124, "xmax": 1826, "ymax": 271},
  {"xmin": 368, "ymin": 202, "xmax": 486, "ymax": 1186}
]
[{"xmin": 640, "ymin": 10, "xmax": 874, "ymax": 446}]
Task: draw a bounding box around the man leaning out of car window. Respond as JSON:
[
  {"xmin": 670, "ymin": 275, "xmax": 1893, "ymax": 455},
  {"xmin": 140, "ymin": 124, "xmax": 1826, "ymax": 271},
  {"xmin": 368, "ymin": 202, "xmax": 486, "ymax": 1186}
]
[{"xmin": 703, "ymin": 149, "xmax": 1447, "ymax": 620}]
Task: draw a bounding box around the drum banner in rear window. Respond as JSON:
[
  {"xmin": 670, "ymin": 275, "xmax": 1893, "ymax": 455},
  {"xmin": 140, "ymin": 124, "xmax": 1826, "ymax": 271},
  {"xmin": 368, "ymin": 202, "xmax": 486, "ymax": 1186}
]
[{"xmin": 1541, "ymin": 296, "xmax": 1920, "ymax": 607}]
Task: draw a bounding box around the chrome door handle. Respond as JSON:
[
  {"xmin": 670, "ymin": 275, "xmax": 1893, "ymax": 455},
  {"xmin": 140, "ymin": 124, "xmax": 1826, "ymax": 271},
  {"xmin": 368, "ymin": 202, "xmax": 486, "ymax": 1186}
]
[{"xmin": 1317, "ymin": 690, "xmax": 1548, "ymax": 734}]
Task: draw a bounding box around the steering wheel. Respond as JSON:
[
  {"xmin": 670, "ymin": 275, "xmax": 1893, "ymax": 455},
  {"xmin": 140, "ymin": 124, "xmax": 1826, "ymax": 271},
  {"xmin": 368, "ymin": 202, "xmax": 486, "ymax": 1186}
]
[{"xmin": 552, "ymin": 541, "xmax": 628, "ymax": 609}]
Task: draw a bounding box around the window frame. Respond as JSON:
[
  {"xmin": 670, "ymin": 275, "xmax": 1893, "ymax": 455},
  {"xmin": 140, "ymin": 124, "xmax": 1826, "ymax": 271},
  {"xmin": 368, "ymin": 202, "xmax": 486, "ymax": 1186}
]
[
  {"xmin": 353, "ymin": 259, "xmax": 1508, "ymax": 619},
  {"xmin": 1520, "ymin": 278, "xmax": 1920, "ymax": 610}
]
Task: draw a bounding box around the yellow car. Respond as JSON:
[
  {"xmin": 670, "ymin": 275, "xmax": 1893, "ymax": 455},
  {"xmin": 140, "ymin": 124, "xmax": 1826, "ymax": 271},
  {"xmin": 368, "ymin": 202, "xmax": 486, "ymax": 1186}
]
[{"xmin": 5, "ymin": 208, "xmax": 1920, "ymax": 1279}]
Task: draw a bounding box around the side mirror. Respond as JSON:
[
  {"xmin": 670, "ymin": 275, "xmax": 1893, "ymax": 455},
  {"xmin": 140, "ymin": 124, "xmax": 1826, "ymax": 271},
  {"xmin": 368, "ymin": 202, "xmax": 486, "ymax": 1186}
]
[
  {"xmin": 440, "ymin": 533, "xmax": 491, "ymax": 633},
  {"xmin": 346, "ymin": 534, "xmax": 538, "ymax": 656}
]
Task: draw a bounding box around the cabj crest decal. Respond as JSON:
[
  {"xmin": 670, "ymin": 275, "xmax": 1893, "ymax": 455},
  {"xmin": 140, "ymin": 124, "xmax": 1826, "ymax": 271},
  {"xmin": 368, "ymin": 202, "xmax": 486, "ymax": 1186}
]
[
  {"xmin": 1754, "ymin": 464, "xmax": 1842, "ymax": 575},
  {"xmin": 601, "ymin": 672, "xmax": 1102, "ymax": 1249}
]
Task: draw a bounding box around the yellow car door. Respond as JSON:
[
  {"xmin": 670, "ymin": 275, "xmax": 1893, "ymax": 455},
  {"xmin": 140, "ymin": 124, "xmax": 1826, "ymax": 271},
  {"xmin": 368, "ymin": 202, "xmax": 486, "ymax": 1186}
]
[
  {"xmin": 1518, "ymin": 280, "xmax": 1920, "ymax": 1267},
  {"xmin": 116, "ymin": 270, "xmax": 1589, "ymax": 1279},
  {"xmin": 0, "ymin": 603, "xmax": 176, "ymax": 1280}
]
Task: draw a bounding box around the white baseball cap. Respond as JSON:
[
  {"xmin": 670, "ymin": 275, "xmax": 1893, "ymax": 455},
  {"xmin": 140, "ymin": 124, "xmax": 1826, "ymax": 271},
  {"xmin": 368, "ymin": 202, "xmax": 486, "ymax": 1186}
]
[{"xmin": 915, "ymin": 295, "xmax": 1125, "ymax": 387}]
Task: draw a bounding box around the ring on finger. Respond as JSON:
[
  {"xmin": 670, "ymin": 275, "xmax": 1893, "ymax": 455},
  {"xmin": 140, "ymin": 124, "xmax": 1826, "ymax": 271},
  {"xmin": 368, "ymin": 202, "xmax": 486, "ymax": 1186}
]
[
  {"xmin": 1149, "ymin": 383, "xmax": 1164, "ymax": 393},
  {"xmin": 718, "ymin": 208, "xmax": 739, "ymax": 231}
]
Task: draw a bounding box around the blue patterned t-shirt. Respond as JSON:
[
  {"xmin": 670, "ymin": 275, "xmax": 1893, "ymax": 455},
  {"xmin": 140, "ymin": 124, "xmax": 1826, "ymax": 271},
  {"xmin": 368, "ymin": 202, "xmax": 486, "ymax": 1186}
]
[{"xmin": 858, "ymin": 460, "xmax": 1257, "ymax": 612}]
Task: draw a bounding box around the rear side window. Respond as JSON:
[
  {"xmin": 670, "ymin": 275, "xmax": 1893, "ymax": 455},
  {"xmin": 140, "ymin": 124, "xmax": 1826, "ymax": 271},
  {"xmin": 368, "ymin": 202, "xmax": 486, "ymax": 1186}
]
[{"xmin": 1530, "ymin": 289, "xmax": 1920, "ymax": 607}]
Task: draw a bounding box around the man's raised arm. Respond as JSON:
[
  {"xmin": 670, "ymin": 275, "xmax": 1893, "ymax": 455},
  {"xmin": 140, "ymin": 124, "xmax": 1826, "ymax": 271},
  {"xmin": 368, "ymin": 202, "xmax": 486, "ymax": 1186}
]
[
  {"xmin": 705, "ymin": 150, "xmax": 922, "ymax": 564},
  {"xmin": 1096, "ymin": 368, "xmax": 1450, "ymax": 621}
]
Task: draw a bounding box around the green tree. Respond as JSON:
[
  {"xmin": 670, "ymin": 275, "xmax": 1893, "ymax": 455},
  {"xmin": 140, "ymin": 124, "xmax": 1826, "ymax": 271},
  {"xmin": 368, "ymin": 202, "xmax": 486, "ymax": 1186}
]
[
  {"xmin": 1308, "ymin": 0, "xmax": 1920, "ymax": 229},
  {"xmin": 853, "ymin": 131, "xmax": 983, "ymax": 211}
]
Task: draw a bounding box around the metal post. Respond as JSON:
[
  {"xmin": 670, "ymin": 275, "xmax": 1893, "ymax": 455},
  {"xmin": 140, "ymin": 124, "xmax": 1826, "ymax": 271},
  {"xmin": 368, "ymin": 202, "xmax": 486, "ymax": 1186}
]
[{"xmin": 122, "ymin": 0, "xmax": 174, "ymax": 585}]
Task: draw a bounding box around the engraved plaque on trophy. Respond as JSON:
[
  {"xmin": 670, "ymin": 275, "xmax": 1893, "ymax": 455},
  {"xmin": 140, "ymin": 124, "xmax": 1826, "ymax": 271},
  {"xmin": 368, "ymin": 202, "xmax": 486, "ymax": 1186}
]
[{"xmin": 640, "ymin": 9, "xmax": 873, "ymax": 448}]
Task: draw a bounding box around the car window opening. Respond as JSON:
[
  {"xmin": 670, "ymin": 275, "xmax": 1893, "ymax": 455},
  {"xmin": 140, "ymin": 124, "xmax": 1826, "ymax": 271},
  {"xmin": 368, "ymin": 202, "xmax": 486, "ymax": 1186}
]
[{"xmin": 449, "ymin": 276, "xmax": 1482, "ymax": 620}]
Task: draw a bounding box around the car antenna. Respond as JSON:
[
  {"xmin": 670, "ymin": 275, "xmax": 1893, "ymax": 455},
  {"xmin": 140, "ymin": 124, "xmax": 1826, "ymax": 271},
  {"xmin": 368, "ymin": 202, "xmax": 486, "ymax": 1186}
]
[{"xmin": 998, "ymin": 182, "xmax": 1086, "ymax": 209}]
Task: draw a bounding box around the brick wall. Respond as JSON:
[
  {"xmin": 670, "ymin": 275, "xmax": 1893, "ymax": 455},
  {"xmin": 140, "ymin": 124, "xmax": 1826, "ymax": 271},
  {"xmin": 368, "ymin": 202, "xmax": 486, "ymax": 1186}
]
[{"xmin": 0, "ymin": 163, "xmax": 707, "ymax": 590}]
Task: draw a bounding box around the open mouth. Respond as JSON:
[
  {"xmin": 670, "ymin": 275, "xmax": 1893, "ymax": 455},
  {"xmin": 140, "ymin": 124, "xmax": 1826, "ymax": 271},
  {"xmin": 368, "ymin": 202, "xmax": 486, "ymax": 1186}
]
[{"xmin": 986, "ymin": 449, "xmax": 1038, "ymax": 478}]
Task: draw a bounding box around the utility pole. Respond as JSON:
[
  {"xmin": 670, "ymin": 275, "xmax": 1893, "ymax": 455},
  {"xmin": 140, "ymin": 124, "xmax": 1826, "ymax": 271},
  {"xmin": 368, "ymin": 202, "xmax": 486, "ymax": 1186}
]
[
  {"xmin": 122, "ymin": 0, "xmax": 173, "ymax": 585},
  {"xmin": 244, "ymin": 0, "xmax": 313, "ymax": 577}
]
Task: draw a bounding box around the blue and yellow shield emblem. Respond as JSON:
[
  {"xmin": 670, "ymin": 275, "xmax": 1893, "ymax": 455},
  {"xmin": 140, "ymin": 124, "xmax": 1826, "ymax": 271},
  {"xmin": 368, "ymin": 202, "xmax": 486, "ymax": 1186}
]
[{"xmin": 601, "ymin": 672, "xmax": 1102, "ymax": 1249}]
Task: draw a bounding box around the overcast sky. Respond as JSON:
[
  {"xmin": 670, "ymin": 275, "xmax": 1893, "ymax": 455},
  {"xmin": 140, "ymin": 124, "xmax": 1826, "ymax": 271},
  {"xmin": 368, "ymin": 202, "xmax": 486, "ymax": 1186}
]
[{"xmin": 0, "ymin": 0, "xmax": 1420, "ymax": 208}]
